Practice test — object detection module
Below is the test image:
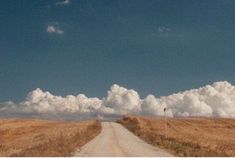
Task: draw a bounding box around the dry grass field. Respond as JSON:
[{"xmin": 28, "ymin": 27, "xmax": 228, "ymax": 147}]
[
  {"xmin": 117, "ymin": 115, "xmax": 235, "ymax": 156},
  {"xmin": 0, "ymin": 119, "xmax": 101, "ymax": 156}
]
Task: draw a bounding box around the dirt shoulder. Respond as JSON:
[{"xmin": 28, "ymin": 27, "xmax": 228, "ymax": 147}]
[
  {"xmin": 0, "ymin": 118, "xmax": 101, "ymax": 156},
  {"xmin": 117, "ymin": 115, "xmax": 235, "ymax": 156}
]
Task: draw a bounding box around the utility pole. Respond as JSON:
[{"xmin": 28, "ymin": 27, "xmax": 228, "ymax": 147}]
[{"xmin": 164, "ymin": 107, "xmax": 167, "ymax": 138}]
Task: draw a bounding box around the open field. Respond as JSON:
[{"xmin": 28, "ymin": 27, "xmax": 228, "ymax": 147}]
[
  {"xmin": 0, "ymin": 119, "xmax": 101, "ymax": 156},
  {"xmin": 117, "ymin": 115, "xmax": 235, "ymax": 156}
]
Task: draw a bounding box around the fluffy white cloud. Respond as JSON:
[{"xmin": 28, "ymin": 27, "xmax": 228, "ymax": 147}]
[
  {"xmin": 158, "ymin": 81, "xmax": 235, "ymax": 117},
  {"xmin": 101, "ymin": 84, "xmax": 141, "ymax": 115},
  {"xmin": 141, "ymin": 95, "xmax": 166, "ymax": 116},
  {"xmin": 46, "ymin": 25, "xmax": 64, "ymax": 34},
  {"xmin": 0, "ymin": 101, "xmax": 17, "ymax": 112},
  {"xmin": 20, "ymin": 88, "xmax": 101, "ymax": 114},
  {"xmin": 1, "ymin": 81, "xmax": 235, "ymax": 119}
]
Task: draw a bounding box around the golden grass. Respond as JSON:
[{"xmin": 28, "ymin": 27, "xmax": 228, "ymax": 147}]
[
  {"xmin": 117, "ymin": 115, "xmax": 235, "ymax": 156},
  {"xmin": 0, "ymin": 118, "xmax": 101, "ymax": 156}
]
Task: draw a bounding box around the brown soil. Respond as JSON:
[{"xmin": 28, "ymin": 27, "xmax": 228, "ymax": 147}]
[
  {"xmin": 117, "ymin": 115, "xmax": 235, "ymax": 156},
  {"xmin": 0, "ymin": 118, "xmax": 101, "ymax": 156}
]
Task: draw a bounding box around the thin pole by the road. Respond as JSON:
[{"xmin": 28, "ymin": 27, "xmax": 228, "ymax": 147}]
[{"xmin": 164, "ymin": 108, "xmax": 167, "ymax": 138}]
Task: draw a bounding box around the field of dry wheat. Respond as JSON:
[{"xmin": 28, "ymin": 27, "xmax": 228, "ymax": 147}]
[
  {"xmin": 0, "ymin": 118, "xmax": 101, "ymax": 156},
  {"xmin": 118, "ymin": 115, "xmax": 235, "ymax": 156}
]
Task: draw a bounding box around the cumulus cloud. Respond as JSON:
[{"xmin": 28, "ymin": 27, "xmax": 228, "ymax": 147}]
[
  {"xmin": 21, "ymin": 88, "xmax": 102, "ymax": 114},
  {"xmin": 100, "ymin": 84, "xmax": 141, "ymax": 115},
  {"xmin": 141, "ymin": 95, "xmax": 166, "ymax": 116},
  {"xmin": 56, "ymin": 0, "xmax": 70, "ymax": 5},
  {"xmin": 0, "ymin": 81, "xmax": 235, "ymax": 119},
  {"xmin": 46, "ymin": 25, "xmax": 64, "ymax": 35},
  {"xmin": 157, "ymin": 81, "xmax": 235, "ymax": 117}
]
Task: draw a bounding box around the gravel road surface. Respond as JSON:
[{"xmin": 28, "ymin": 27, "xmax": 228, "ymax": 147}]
[{"xmin": 74, "ymin": 122, "xmax": 173, "ymax": 157}]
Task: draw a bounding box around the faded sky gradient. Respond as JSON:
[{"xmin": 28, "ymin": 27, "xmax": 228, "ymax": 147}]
[{"xmin": 0, "ymin": 0, "xmax": 235, "ymax": 102}]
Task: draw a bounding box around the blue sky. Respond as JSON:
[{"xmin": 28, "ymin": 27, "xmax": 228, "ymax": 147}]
[{"xmin": 0, "ymin": 0, "xmax": 235, "ymax": 102}]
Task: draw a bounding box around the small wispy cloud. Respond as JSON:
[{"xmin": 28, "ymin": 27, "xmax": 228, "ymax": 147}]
[
  {"xmin": 46, "ymin": 25, "xmax": 64, "ymax": 35},
  {"xmin": 151, "ymin": 26, "xmax": 172, "ymax": 37},
  {"xmin": 158, "ymin": 26, "xmax": 171, "ymax": 34},
  {"xmin": 55, "ymin": 0, "xmax": 70, "ymax": 5}
]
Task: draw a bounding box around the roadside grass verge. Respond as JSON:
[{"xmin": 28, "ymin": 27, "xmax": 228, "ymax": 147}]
[
  {"xmin": 0, "ymin": 119, "xmax": 101, "ymax": 156},
  {"xmin": 117, "ymin": 115, "xmax": 235, "ymax": 156}
]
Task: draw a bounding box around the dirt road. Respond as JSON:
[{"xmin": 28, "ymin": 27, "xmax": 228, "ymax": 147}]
[{"xmin": 74, "ymin": 122, "xmax": 172, "ymax": 157}]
